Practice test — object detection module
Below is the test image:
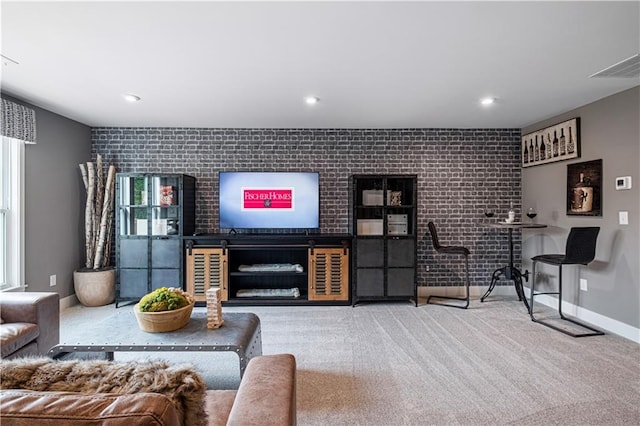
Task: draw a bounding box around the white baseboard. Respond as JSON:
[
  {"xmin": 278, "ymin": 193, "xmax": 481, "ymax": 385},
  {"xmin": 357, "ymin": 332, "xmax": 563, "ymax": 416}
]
[
  {"xmin": 418, "ymin": 285, "xmax": 520, "ymax": 299},
  {"xmin": 418, "ymin": 286, "xmax": 640, "ymax": 343},
  {"xmin": 60, "ymin": 294, "xmax": 79, "ymax": 311},
  {"xmin": 522, "ymin": 289, "xmax": 640, "ymax": 344}
]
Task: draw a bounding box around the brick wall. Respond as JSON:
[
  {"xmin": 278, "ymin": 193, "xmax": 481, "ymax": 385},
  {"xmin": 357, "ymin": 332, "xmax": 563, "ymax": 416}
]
[{"xmin": 93, "ymin": 127, "xmax": 522, "ymax": 289}]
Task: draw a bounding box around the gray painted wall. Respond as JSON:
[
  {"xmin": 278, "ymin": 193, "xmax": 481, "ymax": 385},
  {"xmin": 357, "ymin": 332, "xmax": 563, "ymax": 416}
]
[
  {"xmin": 7, "ymin": 96, "xmax": 92, "ymax": 297},
  {"xmin": 521, "ymin": 87, "xmax": 639, "ymax": 329}
]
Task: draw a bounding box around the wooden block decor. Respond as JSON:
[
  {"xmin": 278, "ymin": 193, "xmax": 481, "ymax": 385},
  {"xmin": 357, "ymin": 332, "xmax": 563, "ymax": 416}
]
[{"xmin": 206, "ymin": 287, "xmax": 224, "ymax": 329}]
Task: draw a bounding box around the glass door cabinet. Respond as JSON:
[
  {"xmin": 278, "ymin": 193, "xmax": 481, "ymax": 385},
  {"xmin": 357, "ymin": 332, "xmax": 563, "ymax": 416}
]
[{"xmin": 115, "ymin": 173, "xmax": 196, "ymax": 307}]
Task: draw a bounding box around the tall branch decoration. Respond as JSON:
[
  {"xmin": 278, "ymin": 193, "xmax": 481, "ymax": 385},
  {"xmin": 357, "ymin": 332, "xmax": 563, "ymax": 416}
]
[{"xmin": 79, "ymin": 154, "xmax": 116, "ymax": 269}]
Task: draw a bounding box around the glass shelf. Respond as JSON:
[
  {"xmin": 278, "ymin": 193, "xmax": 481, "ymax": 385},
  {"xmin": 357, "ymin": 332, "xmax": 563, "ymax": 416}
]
[
  {"xmin": 118, "ymin": 176, "xmax": 148, "ymax": 207},
  {"xmin": 118, "ymin": 206, "xmax": 147, "ymax": 236},
  {"xmin": 152, "ymin": 206, "xmax": 179, "ymax": 235},
  {"xmin": 151, "ymin": 176, "xmax": 180, "ymax": 207},
  {"xmin": 117, "ymin": 176, "xmax": 182, "ymax": 236}
]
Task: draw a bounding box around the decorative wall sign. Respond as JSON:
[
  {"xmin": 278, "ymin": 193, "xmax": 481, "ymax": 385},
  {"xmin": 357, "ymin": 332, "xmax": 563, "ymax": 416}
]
[
  {"xmin": 522, "ymin": 117, "xmax": 580, "ymax": 168},
  {"xmin": 567, "ymin": 159, "xmax": 602, "ymax": 216}
]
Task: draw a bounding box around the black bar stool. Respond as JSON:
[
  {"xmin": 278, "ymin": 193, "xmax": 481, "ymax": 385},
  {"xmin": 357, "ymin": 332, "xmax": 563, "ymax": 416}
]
[
  {"xmin": 426, "ymin": 221, "xmax": 470, "ymax": 309},
  {"xmin": 529, "ymin": 227, "xmax": 604, "ymax": 337}
]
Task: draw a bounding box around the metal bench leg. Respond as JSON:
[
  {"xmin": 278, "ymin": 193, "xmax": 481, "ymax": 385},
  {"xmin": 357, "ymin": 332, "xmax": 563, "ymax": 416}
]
[
  {"xmin": 528, "ymin": 260, "xmax": 537, "ymax": 318},
  {"xmin": 427, "ymin": 254, "xmax": 470, "ymax": 309}
]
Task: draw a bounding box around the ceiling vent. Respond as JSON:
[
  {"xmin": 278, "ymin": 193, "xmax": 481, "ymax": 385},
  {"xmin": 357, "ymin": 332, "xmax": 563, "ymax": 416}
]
[{"xmin": 590, "ymin": 54, "xmax": 640, "ymax": 78}]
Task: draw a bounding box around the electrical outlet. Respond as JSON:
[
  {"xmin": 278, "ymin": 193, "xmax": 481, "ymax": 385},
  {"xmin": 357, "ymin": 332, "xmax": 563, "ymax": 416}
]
[
  {"xmin": 49, "ymin": 274, "xmax": 57, "ymax": 287},
  {"xmin": 425, "ymin": 265, "xmax": 430, "ymax": 272},
  {"xmin": 580, "ymin": 278, "xmax": 587, "ymax": 291}
]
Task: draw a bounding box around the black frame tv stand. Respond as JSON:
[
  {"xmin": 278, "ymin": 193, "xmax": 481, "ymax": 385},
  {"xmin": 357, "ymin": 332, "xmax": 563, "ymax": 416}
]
[{"xmin": 184, "ymin": 234, "xmax": 352, "ymax": 306}]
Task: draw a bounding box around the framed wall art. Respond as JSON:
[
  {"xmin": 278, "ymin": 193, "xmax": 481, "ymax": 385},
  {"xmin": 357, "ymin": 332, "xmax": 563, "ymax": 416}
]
[
  {"xmin": 567, "ymin": 159, "xmax": 602, "ymax": 216},
  {"xmin": 522, "ymin": 117, "xmax": 580, "ymax": 168}
]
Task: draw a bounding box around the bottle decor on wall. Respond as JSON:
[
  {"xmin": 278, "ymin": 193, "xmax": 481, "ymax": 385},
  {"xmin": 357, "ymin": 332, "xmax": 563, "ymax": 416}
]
[{"xmin": 522, "ymin": 117, "xmax": 580, "ymax": 168}]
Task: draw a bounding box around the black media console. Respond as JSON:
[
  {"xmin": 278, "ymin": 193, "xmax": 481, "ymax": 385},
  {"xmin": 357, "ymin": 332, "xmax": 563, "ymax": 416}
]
[{"xmin": 184, "ymin": 234, "xmax": 352, "ymax": 306}]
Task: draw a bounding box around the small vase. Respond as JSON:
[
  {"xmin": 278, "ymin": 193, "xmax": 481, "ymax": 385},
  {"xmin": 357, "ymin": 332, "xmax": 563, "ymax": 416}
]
[{"xmin": 73, "ymin": 268, "xmax": 116, "ymax": 307}]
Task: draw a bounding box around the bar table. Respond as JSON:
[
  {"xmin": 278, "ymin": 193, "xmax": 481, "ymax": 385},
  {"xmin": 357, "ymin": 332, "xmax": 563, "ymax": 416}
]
[{"xmin": 480, "ymin": 222, "xmax": 547, "ymax": 311}]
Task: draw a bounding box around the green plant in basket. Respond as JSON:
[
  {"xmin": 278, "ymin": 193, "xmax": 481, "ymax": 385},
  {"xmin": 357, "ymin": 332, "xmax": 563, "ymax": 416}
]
[{"xmin": 138, "ymin": 287, "xmax": 194, "ymax": 312}]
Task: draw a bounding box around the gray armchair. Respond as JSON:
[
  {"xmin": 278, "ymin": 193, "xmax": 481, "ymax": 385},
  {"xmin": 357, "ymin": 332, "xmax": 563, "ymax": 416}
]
[{"xmin": 0, "ymin": 292, "xmax": 59, "ymax": 359}]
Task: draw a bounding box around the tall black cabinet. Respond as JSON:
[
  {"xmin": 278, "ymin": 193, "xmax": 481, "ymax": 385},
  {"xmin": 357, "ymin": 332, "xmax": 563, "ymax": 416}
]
[
  {"xmin": 351, "ymin": 175, "xmax": 417, "ymax": 306},
  {"xmin": 115, "ymin": 173, "xmax": 196, "ymax": 307}
]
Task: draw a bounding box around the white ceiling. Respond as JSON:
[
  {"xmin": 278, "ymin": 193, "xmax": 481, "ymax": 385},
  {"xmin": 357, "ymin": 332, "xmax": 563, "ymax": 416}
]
[{"xmin": 1, "ymin": 1, "xmax": 639, "ymax": 129}]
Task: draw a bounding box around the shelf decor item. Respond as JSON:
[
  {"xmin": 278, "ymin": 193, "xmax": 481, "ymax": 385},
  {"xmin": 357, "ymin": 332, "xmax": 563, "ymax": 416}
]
[
  {"xmin": 74, "ymin": 154, "xmax": 116, "ymax": 307},
  {"xmin": 159, "ymin": 184, "xmax": 174, "ymax": 206},
  {"xmin": 521, "ymin": 117, "xmax": 580, "ymax": 168},
  {"xmin": 206, "ymin": 287, "xmax": 224, "ymax": 329},
  {"xmin": 567, "ymin": 159, "xmax": 602, "ymax": 216},
  {"xmin": 388, "ymin": 191, "xmax": 402, "ymax": 206},
  {"xmin": 134, "ymin": 287, "xmax": 195, "ymax": 332}
]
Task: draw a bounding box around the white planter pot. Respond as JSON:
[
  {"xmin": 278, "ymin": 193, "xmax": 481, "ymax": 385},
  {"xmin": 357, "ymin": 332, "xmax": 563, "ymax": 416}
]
[{"xmin": 73, "ymin": 268, "xmax": 116, "ymax": 307}]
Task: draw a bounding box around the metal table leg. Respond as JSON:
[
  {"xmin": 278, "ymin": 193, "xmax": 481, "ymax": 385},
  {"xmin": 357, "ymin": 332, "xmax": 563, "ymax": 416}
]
[
  {"xmin": 481, "ymin": 267, "xmax": 503, "ymax": 301},
  {"xmin": 481, "ymin": 225, "xmax": 530, "ymax": 311}
]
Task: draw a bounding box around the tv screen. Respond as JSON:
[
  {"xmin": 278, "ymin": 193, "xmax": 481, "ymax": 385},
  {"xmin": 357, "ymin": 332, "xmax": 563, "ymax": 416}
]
[{"xmin": 219, "ymin": 172, "xmax": 320, "ymax": 229}]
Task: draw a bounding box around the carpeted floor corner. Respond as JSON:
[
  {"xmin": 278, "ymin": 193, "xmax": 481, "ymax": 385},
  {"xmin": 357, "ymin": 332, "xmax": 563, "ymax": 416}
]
[{"xmin": 60, "ymin": 299, "xmax": 640, "ymax": 425}]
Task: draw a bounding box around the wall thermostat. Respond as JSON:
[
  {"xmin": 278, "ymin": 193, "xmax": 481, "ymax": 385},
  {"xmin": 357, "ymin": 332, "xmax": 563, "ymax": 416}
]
[{"xmin": 615, "ymin": 176, "xmax": 632, "ymax": 190}]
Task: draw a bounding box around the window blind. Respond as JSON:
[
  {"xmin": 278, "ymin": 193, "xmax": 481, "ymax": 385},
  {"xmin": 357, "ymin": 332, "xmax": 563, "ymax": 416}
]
[{"xmin": 1, "ymin": 98, "xmax": 36, "ymax": 143}]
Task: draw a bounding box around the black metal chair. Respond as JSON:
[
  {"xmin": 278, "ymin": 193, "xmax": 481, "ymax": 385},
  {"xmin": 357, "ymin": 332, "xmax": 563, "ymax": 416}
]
[
  {"xmin": 426, "ymin": 221, "xmax": 470, "ymax": 309},
  {"xmin": 529, "ymin": 227, "xmax": 604, "ymax": 337}
]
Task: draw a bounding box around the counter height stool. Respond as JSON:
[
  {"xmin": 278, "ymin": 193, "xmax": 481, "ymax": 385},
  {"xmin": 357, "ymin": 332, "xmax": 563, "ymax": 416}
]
[
  {"xmin": 529, "ymin": 226, "xmax": 604, "ymax": 337},
  {"xmin": 426, "ymin": 221, "xmax": 470, "ymax": 309}
]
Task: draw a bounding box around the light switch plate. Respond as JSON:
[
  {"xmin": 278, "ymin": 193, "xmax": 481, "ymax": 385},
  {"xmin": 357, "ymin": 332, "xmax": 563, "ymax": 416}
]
[{"xmin": 619, "ymin": 211, "xmax": 629, "ymax": 225}]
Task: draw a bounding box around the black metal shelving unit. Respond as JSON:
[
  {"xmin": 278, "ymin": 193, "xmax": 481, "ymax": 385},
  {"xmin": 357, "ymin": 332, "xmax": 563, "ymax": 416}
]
[{"xmin": 351, "ymin": 174, "xmax": 418, "ymax": 306}]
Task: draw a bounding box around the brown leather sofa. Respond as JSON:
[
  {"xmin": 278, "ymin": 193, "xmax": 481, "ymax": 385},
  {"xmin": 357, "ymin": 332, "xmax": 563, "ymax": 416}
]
[
  {"xmin": 0, "ymin": 353, "xmax": 296, "ymax": 426},
  {"xmin": 0, "ymin": 292, "xmax": 60, "ymax": 359}
]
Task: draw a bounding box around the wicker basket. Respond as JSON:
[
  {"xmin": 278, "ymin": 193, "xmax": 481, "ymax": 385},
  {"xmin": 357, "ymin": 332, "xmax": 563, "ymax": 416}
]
[{"xmin": 133, "ymin": 302, "xmax": 194, "ymax": 333}]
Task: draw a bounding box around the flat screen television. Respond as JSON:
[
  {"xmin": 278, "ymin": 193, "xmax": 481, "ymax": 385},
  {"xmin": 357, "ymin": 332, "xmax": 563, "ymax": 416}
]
[{"xmin": 219, "ymin": 171, "xmax": 320, "ymax": 230}]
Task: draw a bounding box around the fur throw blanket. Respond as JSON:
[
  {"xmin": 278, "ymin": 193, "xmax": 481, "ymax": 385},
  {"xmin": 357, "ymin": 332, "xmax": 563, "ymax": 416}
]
[{"xmin": 0, "ymin": 357, "xmax": 207, "ymax": 426}]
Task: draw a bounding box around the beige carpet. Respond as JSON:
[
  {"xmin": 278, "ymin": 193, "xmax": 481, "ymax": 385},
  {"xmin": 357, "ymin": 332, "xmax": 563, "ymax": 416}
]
[{"xmin": 60, "ymin": 299, "xmax": 640, "ymax": 425}]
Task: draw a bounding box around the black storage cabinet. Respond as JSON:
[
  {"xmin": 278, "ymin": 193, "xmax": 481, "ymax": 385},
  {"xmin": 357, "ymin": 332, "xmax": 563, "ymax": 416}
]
[
  {"xmin": 115, "ymin": 173, "xmax": 196, "ymax": 307},
  {"xmin": 351, "ymin": 174, "xmax": 417, "ymax": 306}
]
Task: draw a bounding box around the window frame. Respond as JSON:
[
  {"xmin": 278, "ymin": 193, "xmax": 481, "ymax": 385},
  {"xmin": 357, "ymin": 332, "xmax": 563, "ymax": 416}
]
[{"xmin": 1, "ymin": 136, "xmax": 25, "ymax": 291}]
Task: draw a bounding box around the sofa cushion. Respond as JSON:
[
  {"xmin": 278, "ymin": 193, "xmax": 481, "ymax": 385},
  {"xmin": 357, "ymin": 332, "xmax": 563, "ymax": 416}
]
[
  {"xmin": 0, "ymin": 390, "xmax": 181, "ymax": 426},
  {"xmin": 227, "ymin": 353, "xmax": 297, "ymax": 426},
  {"xmin": 6, "ymin": 342, "xmax": 39, "ymax": 360},
  {"xmin": 0, "ymin": 292, "xmax": 60, "ymax": 358},
  {"xmin": 204, "ymin": 390, "xmax": 237, "ymax": 426},
  {"xmin": 0, "ymin": 357, "xmax": 207, "ymax": 426},
  {"xmin": 0, "ymin": 323, "xmax": 39, "ymax": 358}
]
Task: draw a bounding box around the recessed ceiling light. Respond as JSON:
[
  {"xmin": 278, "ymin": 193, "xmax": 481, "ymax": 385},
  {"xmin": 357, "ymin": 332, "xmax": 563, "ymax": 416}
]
[
  {"xmin": 304, "ymin": 96, "xmax": 320, "ymax": 105},
  {"xmin": 480, "ymin": 97, "xmax": 496, "ymax": 106},
  {"xmin": 123, "ymin": 93, "xmax": 141, "ymax": 103}
]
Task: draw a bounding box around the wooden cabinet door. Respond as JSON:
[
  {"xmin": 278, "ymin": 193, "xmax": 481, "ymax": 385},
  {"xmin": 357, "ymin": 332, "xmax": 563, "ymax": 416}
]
[
  {"xmin": 308, "ymin": 248, "xmax": 349, "ymax": 301},
  {"xmin": 186, "ymin": 248, "xmax": 228, "ymax": 302}
]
